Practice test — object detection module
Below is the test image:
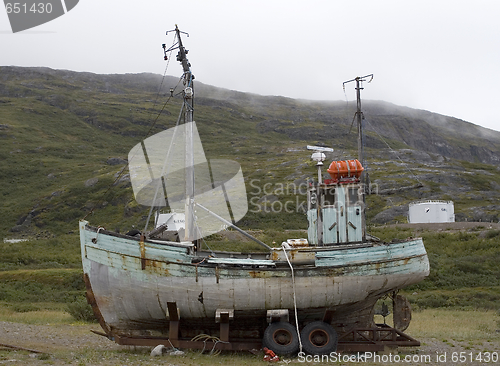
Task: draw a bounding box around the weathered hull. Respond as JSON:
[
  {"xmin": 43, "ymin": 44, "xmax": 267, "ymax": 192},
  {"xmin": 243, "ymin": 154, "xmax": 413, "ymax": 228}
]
[{"xmin": 80, "ymin": 220, "xmax": 429, "ymax": 338}]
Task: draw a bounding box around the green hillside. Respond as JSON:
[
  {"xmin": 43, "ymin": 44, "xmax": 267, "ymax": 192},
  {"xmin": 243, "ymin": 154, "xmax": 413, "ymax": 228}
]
[{"xmin": 1, "ymin": 66, "xmax": 499, "ymax": 239}]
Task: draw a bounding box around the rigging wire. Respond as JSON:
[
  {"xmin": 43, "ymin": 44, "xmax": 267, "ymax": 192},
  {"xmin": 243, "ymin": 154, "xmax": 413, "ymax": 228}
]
[
  {"xmin": 142, "ymin": 101, "xmax": 185, "ymax": 232},
  {"xmin": 143, "ymin": 31, "xmax": 180, "ymax": 138},
  {"xmin": 343, "ymin": 84, "xmax": 353, "ymax": 134},
  {"xmin": 82, "ymin": 34, "xmax": 182, "ymax": 222},
  {"xmin": 196, "ymin": 225, "xmax": 216, "ymax": 256},
  {"xmin": 364, "ymin": 118, "xmax": 424, "ymax": 185}
]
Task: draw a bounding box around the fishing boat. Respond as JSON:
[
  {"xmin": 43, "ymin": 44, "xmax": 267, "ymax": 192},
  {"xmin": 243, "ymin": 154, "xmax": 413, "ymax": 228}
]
[{"xmin": 80, "ymin": 26, "xmax": 429, "ymax": 355}]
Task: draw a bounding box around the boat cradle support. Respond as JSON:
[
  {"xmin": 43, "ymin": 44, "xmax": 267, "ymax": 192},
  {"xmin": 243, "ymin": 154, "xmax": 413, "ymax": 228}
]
[
  {"xmin": 336, "ymin": 324, "xmax": 420, "ymax": 352},
  {"xmin": 91, "ymin": 302, "xmax": 420, "ymax": 353},
  {"xmin": 111, "ymin": 302, "xmax": 262, "ymax": 351}
]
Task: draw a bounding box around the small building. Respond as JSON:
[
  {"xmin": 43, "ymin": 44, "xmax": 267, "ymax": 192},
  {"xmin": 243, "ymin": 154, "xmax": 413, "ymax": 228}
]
[{"xmin": 408, "ymin": 200, "xmax": 455, "ymax": 224}]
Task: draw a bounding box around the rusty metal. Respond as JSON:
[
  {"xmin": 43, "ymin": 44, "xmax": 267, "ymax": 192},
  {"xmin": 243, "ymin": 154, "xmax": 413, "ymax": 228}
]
[
  {"xmin": 218, "ymin": 312, "xmax": 230, "ymax": 342},
  {"xmin": 269, "ymin": 248, "xmax": 315, "ymax": 265},
  {"xmin": 88, "ymin": 309, "xmax": 419, "ymax": 354},
  {"xmin": 267, "ymin": 309, "xmax": 289, "ymax": 323},
  {"xmin": 96, "ymin": 325, "xmax": 420, "ymax": 353},
  {"xmin": 337, "ymin": 324, "xmax": 420, "ymax": 352},
  {"xmin": 322, "ymin": 309, "xmax": 335, "ymax": 324},
  {"xmin": 83, "ymin": 273, "xmax": 111, "ymax": 336},
  {"xmin": 167, "ymin": 302, "xmax": 179, "ymax": 341},
  {"xmin": 139, "ymin": 233, "xmax": 146, "ymax": 270},
  {"xmin": 393, "ymin": 293, "xmax": 412, "ymax": 331}
]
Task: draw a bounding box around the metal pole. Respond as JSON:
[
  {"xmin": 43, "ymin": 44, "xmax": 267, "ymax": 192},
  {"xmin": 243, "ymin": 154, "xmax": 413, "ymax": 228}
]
[
  {"xmin": 174, "ymin": 25, "xmax": 196, "ymax": 243},
  {"xmin": 355, "ymin": 77, "xmax": 364, "ymax": 167},
  {"xmin": 195, "ymin": 203, "xmax": 271, "ymax": 250},
  {"xmin": 343, "ymin": 74, "xmax": 372, "ymax": 187},
  {"xmin": 317, "ymin": 165, "xmax": 323, "ymax": 246},
  {"xmin": 342, "ymin": 74, "xmax": 373, "ymax": 243},
  {"xmin": 355, "ymin": 77, "xmax": 366, "ymax": 242}
]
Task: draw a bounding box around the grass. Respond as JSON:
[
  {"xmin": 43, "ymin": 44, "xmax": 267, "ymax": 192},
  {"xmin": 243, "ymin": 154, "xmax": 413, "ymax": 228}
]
[
  {"xmin": 0, "ymin": 305, "xmax": 73, "ymax": 324},
  {"xmin": 407, "ymin": 309, "xmax": 500, "ymax": 341},
  {"xmin": 369, "ymin": 227, "xmax": 500, "ymax": 291},
  {"xmin": 373, "ymin": 308, "xmax": 500, "ymax": 344}
]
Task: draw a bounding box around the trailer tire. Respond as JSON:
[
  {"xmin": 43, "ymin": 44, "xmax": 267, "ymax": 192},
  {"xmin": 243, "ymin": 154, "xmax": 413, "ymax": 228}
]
[
  {"xmin": 300, "ymin": 321, "xmax": 337, "ymax": 355},
  {"xmin": 262, "ymin": 322, "xmax": 299, "ymax": 355}
]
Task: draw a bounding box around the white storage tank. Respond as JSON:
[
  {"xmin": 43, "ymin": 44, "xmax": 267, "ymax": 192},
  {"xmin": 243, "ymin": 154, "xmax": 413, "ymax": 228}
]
[{"xmin": 408, "ymin": 200, "xmax": 455, "ymax": 223}]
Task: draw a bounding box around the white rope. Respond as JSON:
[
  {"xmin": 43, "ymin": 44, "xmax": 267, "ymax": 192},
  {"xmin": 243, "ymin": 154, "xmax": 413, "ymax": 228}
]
[{"xmin": 281, "ymin": 243, "xmax": 303, "ymax": 353}]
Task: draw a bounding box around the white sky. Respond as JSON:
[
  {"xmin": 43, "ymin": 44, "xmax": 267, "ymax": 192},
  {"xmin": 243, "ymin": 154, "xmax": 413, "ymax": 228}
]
[{"xmin": 1, "ymin": 0, "xmax": 499, "ymax": 132}]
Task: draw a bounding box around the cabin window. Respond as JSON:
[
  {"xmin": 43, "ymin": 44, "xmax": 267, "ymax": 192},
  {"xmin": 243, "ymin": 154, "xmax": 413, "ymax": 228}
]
[
  {"xmin": 322, "ymin": 187, "xmax": 336, "ymax": 207},
  {"xmin": 348, "ymin": 187, "xmax": 360, "ymax": 206}
]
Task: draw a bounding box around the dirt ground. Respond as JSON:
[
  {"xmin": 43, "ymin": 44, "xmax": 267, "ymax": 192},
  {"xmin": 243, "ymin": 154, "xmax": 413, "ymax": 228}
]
[{"xmin": 1, "ymin": 321, "xmax": 499, "ymax": 365}]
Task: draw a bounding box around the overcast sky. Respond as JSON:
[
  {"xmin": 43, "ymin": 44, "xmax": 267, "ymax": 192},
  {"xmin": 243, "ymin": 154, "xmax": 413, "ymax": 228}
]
[{"xmin": 1, "ymin": 0, "xmax": 499, "ymax": 132}]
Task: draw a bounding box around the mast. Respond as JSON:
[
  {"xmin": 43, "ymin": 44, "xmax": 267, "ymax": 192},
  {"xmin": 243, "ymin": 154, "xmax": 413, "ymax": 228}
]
[
  {"xmin": 343, "ymin": 74, "xmax": 373, "ymax": 242},
  {"xmin": 165, "ymin": 25, "xmax": 196, "ymax": 242},
  {"xmin": 355, "ymin": 77, "xmax": 364, "ymax": 166},
  {"xmin": 343, "ymin": 74, "xmax": 373, "ymax": 170}
]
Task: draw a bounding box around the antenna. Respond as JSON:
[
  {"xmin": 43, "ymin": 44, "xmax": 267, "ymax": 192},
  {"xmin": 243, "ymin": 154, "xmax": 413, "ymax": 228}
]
[
  {"xmin": 306, "ymin": 145, "xmax": 334, "ymax": 153},
  {"xmin": 342, "ymin": 74, "xmax": 373, "ymax": 177},
  {"xmin": 306, "ymin": 145, "xmax": 333, "ymax": 184}
]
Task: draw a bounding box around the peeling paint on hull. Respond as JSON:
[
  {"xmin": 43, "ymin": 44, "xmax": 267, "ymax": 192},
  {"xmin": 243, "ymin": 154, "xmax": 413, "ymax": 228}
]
[{"xmin": 80, "ymin": 220, "xmax": 429, "ymax": 336}]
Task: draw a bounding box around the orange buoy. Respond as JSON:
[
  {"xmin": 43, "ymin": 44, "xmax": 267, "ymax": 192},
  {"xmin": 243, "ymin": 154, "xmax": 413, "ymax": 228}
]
[{"xmin": 326, "ymin": 159, "xmax": 364, "ymax": 181}]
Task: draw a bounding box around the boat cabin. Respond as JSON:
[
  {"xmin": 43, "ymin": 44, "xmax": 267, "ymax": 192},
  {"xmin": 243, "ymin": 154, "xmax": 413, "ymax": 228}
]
[{"xmin": 306, "ymin": 156, "xmax": 366, "ymax": 245}]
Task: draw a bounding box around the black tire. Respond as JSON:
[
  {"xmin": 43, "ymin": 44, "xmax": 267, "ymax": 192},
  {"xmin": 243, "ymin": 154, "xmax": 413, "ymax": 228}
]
[
  {"xmin": 300, "ymin": 321, "xmax": 338, "ymax": 355},
  {"xmin": 262, "ymin": 322, "xmax": 299, "ymax": 355}
]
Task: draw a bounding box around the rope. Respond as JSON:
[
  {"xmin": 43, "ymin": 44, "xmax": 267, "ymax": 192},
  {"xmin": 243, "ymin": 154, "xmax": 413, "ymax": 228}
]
[
  {"xmin": 166, "ymin": 338, "xmax": 180, "ymax": 352},
  {"xmin": 281, "ymin": 243, "xmax": 303, "ymax": 354},
  {"xmin": 190, "ymin": 334, "xmax": 227, "ymax": 355}
]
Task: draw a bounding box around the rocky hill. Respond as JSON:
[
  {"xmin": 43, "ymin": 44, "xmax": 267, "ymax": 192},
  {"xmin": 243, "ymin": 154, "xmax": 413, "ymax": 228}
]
[{"xmin": 1, "ymin": 66, "xmax": 499, "ymax": 240}]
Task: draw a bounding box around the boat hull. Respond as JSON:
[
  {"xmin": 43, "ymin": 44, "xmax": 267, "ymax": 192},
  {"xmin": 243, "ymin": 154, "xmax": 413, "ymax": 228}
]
[{"xmin": 80, "ymin": 220, "xmax": 429, "ymax": 338}]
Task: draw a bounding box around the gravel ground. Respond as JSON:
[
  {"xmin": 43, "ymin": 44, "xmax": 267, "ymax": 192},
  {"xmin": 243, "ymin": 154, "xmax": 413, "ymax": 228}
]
[{"xmin": 1, "ymin": 321, "xmax": 499, "ymax": 365}]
